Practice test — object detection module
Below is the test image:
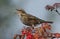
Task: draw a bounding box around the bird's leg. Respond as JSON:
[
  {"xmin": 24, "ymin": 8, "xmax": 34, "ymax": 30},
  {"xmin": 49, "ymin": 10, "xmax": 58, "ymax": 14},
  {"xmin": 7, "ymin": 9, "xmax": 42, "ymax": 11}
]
[{"xmin": 31, "ymin": 24, "xmax": 35, "ymax": 29}]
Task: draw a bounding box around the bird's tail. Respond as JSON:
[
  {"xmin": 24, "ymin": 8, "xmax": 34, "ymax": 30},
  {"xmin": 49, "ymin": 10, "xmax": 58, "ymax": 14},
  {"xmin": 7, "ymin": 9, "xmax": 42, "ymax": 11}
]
[{"xmin": 42, "ymin": 21, "xmax": 53, "ymax": 23}]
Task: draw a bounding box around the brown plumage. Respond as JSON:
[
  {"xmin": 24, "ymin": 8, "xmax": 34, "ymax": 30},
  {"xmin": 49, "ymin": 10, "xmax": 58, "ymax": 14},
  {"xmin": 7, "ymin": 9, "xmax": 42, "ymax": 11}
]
[{"xmin": 16, "ymin": 9, "xmax": 53, "ymax": 27}]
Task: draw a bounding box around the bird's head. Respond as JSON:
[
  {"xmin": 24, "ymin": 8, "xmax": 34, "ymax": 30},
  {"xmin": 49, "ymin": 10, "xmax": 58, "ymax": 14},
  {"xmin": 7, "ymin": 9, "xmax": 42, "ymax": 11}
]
[{"xmin": 16, "ymin": 9, "xmax": 26, "ymax": 16}]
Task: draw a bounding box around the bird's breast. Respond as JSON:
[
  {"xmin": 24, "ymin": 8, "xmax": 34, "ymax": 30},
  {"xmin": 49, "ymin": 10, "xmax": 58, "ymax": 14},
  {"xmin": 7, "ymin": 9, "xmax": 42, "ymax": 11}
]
[{"xmin": 21, "ymin": 16, "xmax": 28, "ymax": 23}]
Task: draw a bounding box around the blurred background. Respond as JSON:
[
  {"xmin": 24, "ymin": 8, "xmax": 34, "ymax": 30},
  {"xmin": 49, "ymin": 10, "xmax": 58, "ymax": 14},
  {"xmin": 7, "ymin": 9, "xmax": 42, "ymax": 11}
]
[{"xmin": 0, "ymin": 0, "xmax": 60, "ymax": 39}]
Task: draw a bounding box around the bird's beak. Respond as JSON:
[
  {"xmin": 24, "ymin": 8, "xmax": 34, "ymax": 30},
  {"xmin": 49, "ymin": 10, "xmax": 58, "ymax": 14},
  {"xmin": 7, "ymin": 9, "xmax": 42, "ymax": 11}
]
[
  {"xmin": 16, "ymin": 9, "xmax": 20, "ymax": 14},
  {"xmin": 16, "ymin": 9, "xmax": 20, "ymax": 11},
  {"xmin": 16, "ymin": 9, "xmax": 22, "ymax": 11}
]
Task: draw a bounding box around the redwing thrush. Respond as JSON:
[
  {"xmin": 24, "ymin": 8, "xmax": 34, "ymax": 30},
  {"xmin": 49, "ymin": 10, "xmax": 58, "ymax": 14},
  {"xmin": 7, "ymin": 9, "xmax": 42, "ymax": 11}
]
[{"xmin": 16, "ymin": 9, "xmax": 53, "ymax": 27}]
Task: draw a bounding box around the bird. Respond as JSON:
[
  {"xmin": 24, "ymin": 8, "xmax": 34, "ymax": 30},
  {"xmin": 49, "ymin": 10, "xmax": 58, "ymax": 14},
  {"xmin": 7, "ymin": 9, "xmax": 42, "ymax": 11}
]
[{"xmin": 16, "ymin": 9, "xmax": 53, "ymax": 27}]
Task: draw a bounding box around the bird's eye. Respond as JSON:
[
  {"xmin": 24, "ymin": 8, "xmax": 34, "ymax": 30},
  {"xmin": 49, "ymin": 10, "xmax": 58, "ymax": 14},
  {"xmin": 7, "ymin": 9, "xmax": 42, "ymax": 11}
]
[{"xmin": 21, "ymin": 14, "xmax": 25, "ymax": 16}]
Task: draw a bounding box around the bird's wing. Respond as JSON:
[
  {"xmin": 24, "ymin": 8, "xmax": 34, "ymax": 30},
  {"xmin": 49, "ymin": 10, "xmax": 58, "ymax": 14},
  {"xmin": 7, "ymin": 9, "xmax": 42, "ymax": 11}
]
[
  {"xmin": 27, "ymin": 14, "xmax": 45, "ymax": 22},
  {"xmin": 27, "ymin": 14, "xmax": 39, "ymax": 20},
  {"xmin": 26, "ymin": 14, "xmax": 53, "ymax": 23}
]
